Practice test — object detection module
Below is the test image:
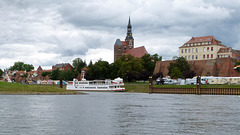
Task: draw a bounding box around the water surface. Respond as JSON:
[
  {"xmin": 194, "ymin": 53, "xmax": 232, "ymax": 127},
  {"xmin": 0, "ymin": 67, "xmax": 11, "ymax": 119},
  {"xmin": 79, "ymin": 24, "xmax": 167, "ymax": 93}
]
[{"xmin": 0, "ymin": 93, "xmax": 239, "ymax": 135}]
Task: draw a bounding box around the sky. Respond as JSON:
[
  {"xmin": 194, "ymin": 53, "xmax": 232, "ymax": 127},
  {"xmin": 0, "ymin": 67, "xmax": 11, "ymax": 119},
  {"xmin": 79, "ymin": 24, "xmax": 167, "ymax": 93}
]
[{"xmin": 1, "ymin": 0, "xmax": 240, "ymax": 70}]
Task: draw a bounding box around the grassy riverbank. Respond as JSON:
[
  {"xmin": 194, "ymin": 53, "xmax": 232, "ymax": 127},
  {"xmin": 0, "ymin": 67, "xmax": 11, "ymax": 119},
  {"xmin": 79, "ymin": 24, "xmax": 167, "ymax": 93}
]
[
  {"xmin": 124, "ymin": 82, "xmax": 149, "ymax": 93},
  {"xmin": 0, "ymin": 81, "xmax": 81, "ymax": 95}
]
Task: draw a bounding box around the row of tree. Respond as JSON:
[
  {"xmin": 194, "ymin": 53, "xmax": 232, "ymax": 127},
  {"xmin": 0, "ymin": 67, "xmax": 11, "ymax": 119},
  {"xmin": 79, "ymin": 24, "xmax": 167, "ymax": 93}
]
[
  {"xmin": 3, "ymin": 54, "xmax": 199, "ymax": 82},
  {"xmin": 40, "ymin": 54, "xmax": 162, "ymax": 82}
]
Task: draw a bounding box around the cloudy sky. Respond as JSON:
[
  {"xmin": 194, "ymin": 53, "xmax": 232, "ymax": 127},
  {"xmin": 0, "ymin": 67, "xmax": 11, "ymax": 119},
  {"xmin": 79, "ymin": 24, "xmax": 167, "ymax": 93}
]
[{"xmin": 1, "ymin": 0, "xmax": 240, "ymax": 70}]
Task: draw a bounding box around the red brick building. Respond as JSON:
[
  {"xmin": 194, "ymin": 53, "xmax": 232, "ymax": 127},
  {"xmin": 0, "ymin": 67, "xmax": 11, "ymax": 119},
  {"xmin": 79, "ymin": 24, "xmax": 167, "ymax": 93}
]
[
  {"xmin": 114, "ymin": 17, "xmax": 148, "ymax": 61},
  {"xmin": 52, "ymin": 63, "xmax": 73, "ymax": 71}
]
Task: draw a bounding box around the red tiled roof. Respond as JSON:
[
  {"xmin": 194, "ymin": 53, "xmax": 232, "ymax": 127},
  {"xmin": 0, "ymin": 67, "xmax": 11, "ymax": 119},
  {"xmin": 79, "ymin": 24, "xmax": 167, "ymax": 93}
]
[
  {"xmin": 43, "ymin": 69, "xmax": 52, "ymax": 72},
  {"xmin": 180, "ymin": 36, "xmax": 225, "ymax": 48},
  {"xmin": 217, "ymin": 47, "xmax": 231, "ymax": 53},
  {"xmin": 37, "ymin": 66, "xmax": 43, "ymax": 71},
  {"xmin": 81, "ymin": 67, "xmax": 88, "ymax": 71},
  {"xmin": 124, "ymin": 46, "xmax": 148, "ymax": 58},
  {"xmin": 121, "ymin": 41, "xmax": 127, "ymax": 46}
]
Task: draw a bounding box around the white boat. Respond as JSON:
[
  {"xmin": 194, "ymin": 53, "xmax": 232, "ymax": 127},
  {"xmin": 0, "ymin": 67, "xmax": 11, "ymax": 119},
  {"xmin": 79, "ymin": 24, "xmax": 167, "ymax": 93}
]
[{"xmin": 66, "ymin": 77, "xmax": 125, "ymax": 92}]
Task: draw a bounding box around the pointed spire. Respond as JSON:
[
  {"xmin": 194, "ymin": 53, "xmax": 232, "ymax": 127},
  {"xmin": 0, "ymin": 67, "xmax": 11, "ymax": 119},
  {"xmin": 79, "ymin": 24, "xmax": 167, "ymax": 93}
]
[{"xmin": 128, "ymin": 16, "xmax": 131, "ymax": 27}]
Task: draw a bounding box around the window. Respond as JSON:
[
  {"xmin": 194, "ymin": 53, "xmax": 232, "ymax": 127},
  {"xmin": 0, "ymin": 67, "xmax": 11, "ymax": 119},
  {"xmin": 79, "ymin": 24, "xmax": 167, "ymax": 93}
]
[
  {"xmin": 196, "ymin": 48, "xmax": 198, "ymax": 52},
  {"xmin": 196, "ymin": 55, "xmax": 198, "ymax": 59},
  {"xmin": 211, "ymin": 47, "xmax": 213, "ymax": 51},
  {"xmin": 211, "ymin": 54, "xmax": 213, "ymax": 58},
  {"xmin": 188, "ymin": 49, "xmax": 190, "ymax": 53},
  {"xmin": 182, "ymin": 49, "xmax": 183, "ymax": 53},
  {"xmin": 203, "ymin": 47, "xmax": 206, "ymax": 52},
  {"xmin": 203, "ymin": 55, "xmax": 205, "ymax": 59},
  {"xmin": 192, "ymin": 48, "xmax": 194, "ymax": 53},
  {"xmin": 207, "ymin": 54, "xmax": 209, "ymax": 58},
  {"xmin": 185, "ymin": 49, "xmax": 187, "ymax": 53},
  {"xmin": 192, "ymin": 55, "xmax": 194, "ymax": 60},
  {"xmin": 188, "ymin": 55, "xmax": 190, "ymax": 60},
  {"xmin": 207, "ymin": 47, "xmax": 209, "ymax": 51},
  {"xmin": 185, "ymin": 56, "xmax": 187, "ymax": 59}
]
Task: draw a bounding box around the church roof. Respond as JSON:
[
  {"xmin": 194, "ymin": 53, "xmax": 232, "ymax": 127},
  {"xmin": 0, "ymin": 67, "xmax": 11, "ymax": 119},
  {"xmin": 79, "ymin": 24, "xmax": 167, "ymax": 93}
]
[
  {"xmin": 114, "ymin": 39, "xmax": 122, "ymax": 45},
  {"xmin": 121, "ymin": 41, "xmax": 127, "ymax": 46},
  {"xmin": 124, "ymin": 46, "xmax": 148, "ymax": 58}
]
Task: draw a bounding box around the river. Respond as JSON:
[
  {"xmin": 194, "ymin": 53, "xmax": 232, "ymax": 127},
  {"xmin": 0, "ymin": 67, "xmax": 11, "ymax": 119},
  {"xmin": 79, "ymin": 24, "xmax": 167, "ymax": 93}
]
[{"xmin": 0, "ymin": 92, "xmax": 239, "ymax": 135}]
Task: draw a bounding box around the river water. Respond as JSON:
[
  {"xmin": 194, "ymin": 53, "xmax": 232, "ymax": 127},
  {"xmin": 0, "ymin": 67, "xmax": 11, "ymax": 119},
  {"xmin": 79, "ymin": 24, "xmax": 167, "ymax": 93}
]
[{"xmin": 0, "ymin": 92, "xmax": 239, "ymax": 135}]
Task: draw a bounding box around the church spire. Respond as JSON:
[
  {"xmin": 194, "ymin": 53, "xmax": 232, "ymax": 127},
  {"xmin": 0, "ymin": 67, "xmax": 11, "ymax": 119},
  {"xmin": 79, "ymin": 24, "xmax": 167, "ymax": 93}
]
[
  {"xmin": 125, "ymin": 16, "xmax": 134, "ymax": 49},
  {"xmin": 126, "ymin": 16, "xmax": 133, "ymax": 39}
]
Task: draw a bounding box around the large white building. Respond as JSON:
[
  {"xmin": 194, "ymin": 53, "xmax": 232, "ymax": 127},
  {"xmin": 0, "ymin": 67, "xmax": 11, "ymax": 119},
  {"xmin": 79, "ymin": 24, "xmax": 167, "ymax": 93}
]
[{"xmin": 179, "ymin": 36, "xmax": 240, "ymax": 60}]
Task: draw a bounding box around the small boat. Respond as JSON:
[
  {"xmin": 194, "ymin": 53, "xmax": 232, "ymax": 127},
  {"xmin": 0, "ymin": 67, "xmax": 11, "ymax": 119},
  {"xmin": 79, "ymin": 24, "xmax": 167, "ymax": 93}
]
[{"xmin": 66, "ymin": 77, "xmax": 125, "ymax": 92}]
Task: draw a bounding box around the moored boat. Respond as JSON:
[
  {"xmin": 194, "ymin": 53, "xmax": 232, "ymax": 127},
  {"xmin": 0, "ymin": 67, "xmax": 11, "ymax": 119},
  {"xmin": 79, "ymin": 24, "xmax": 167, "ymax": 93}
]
[{"xmin": 66, "ymin": 77, "xmax": 125, "ymax": 92}]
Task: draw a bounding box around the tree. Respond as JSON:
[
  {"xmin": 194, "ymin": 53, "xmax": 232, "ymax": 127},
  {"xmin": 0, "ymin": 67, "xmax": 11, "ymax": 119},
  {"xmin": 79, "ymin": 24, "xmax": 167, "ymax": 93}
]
[
  {"xmin": 141, "ymin": 54, "xmax": 155, "ymax": 75},
  {"xmin": 0, "ymin": 69, "xmax": 3, "ymax": 78},
  {"xmin": 72, "ymin": 58, "xmax": 87, "ymax": 73},
  {"xmin": 51, "ymin": 69, "xmax": 61, "ymax": 80},
  {"xmin": 9, "ymin": 62, "xmax": 34, "ymax": 72},
  {"xmin": 86, "ymin": 60, "xmax": 110, "ymax": 80},
  {"xmin": 234, "ymin": 61, "xmax": 240, "ymax": 72},
  {"xmin": 170, "ymin": 67, "xmax": 182, "ymax": 79},
  {"xmin": 23, "ymin": 64, "xmax": 34, "ymax": 72},
  {"xmin": 42, "ymin": 71, "xmax": 52, "ymax": 79},
  {"xmin": 168, "ymin": 57, "xmax": 194, "ymax": 79}
]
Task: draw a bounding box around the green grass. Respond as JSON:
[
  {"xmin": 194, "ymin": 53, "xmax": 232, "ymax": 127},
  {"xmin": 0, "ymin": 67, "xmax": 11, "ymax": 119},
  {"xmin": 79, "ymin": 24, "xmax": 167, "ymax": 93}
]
[
  {"xmin": 124, "ymin": 82, "xmax": 149, "ymax": 93},
  {"xmin": 0, "ymin": 81, "xmax": 81, "ymax": 95}
]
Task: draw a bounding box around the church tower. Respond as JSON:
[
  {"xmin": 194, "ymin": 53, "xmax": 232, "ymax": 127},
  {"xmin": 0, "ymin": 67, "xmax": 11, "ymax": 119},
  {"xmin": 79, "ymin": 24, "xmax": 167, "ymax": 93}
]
[{"xmin": 125, "ymin": 16, "xmax": 134, "ymax": 49}]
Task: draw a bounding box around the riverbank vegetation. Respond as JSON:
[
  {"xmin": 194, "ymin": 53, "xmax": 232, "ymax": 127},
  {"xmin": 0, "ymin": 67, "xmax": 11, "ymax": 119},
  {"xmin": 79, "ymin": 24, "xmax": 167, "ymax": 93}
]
[{"xmin": 0, "ymin": 81, "xmax": 81, "ymax": 95}]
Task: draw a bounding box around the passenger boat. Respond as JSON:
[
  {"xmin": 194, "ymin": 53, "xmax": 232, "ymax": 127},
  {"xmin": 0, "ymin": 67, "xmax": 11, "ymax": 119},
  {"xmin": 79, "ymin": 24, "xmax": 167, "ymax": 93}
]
[{"xmin": 66, "ymin": 77, "xmax": 125, "ymax": 92}]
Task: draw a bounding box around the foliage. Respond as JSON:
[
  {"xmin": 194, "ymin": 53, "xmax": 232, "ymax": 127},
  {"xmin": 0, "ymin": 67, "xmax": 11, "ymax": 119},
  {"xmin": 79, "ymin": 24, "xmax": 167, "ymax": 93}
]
[
  {"xmin": 85, "ymin": 60, "xmax": 110, "ymax": 80},
  {"xmin": 51, "ymin": 69, "xmax": 61, "ymax": 80},
  {"xmin": 72, "ymin": 58, "xmax": 87, "ymax": 73},
  {"xmin": 234, "ymin": 61, "xmax": 240, "ymax": 72},
  {"xmin": 170, "ymin": 67, "xmax": 182, "ymax": 79},
  {"xmin": 9, "ymin": 62, "xmax": 34, "ymax": 72},
  {"xmin": 0, "ymin": 69, "xmax": 3, "ymax": 78},
  {"xmin": 141, "ymin": 54, "xmax": 155, "ymax": 75},
  {"xmin": 42, "ymin": 71, "xmax": 51, "ymax": 77},
  {"xmin": 168, "ymin": 57, "xmax": 194, "ymax": 79},
  {"xmin": 50, "ymin": 69, "xmax": 76, "ymax": 81},
  {"xmin": 152, "ymin": 72, "xmax": 164, "ymax": 80},
  {"xmin": 183, "ymin": 70, "xmax": 196, "ymax": 78}
]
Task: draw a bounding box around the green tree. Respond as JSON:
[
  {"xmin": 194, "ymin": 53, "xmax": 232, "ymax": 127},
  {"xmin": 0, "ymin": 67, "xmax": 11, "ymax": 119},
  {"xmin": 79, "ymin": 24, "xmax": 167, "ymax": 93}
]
[
  {"xmin": 51, "ymin": 69, "xmax": 61, "ymax": 80},
  {"xmin": 119, "ymin": 57, "xmax": 143, "ymax": 81},
  {"xmin": 86, "ymin": 60, "xmax": 110, "ymax": 80},
  {"xmin": 61, "ymin": 70, "xmax": 76, "ymax": 81},
  {"xmin": 42, "ymin": 71, "xmax": 52, "ymax": 78},
  {"xmin": 168, "ymin": 57, "xmax": 193, "ymax": 79},
  {"xmin": 141, "ymin": 54, "xmax": 155, "ymax": 75},
  {"xmin": 72, "ymin": 58, "xmax": 87, "ymax": 73},
  {"xmin": 234, "ymin": 61, "xmax": 240, "ymax": 72},
  {"xmin": 0, "ymin": 69, "xmax": 3, "ymax": 78},
  {"xmin": 170, "ymin": 67, "xmax": 182, "ymax": 79},
  {"xmin": 9, "ymin": 62, "xmax": 34, "ymax": 72}
]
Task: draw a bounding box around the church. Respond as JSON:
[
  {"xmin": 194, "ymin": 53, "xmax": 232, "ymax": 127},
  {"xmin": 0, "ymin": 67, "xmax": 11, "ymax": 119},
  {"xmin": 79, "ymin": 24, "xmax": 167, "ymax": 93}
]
[{"xmin": 114, "ymin": 17, "xmax": 148, "ymax": 61}]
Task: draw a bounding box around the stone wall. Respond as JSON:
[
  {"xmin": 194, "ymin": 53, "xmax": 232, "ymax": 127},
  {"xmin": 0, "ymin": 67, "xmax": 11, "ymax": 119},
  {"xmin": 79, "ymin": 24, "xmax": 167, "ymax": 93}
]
[{"xmin": 154, "ymin": 57, "xmax": 240, "ymax": 77}]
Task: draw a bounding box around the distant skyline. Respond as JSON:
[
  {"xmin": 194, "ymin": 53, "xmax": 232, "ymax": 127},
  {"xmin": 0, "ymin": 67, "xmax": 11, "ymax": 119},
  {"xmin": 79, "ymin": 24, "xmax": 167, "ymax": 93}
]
[{"xmin": 1, "ymin": 0, "xmax": 240, "ymax": 69}]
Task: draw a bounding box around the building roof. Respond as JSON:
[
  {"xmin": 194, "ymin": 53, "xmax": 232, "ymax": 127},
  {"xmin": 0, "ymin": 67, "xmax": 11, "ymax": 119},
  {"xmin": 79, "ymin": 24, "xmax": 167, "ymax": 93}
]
[
  {"xmin": 114, "ymin": 39, "xmax": 123, "ymax": 45},
  {"xmin": 37, "ymin": 66, "xmax": 43, "ymax": 71},
  {"xmin": 81, "ymin": 67, "xmax": 88, "ymax": 71},
  {"xmin": 124, "ymin": 46, "xmax": 148, "ymax": 58},
  {"xmin": 121, "ymin": 41, "xmax": 127, "ymax": 46},
  {"xmin": 217, "ymin": 47, "xmax": 232, "ymax": 53},
  {"xmin": 180, "ymin": 36, "xmax": 225, "ymax": 48},
  {"xmin": 54, "ymin": 63, "xmax": 69, "ymax": 68}
]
